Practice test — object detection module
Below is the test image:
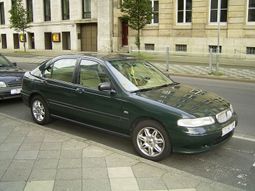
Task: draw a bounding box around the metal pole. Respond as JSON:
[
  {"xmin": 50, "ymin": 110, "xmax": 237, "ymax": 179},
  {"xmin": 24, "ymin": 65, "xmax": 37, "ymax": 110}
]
[
  {"xmin": 216, "ymin": 0, "xmax": 221, "ymax": 72},
  {"xmin": 209, "ymin": 48, "xmax": 213, "ymax": 73},
  {"xmin": 166, "ymin": 47, "xmax": 170, "ymax": 71}
]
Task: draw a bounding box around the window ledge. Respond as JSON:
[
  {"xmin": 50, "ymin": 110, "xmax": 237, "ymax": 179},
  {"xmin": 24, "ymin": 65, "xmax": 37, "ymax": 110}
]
[
  {"xmin": 144, "ymin": 24, "xmax": 159, "ymax": 30},
  {"xmin": 206, "ymin": 24, "xmax": 228, "ymax": 30},
  {"xmin": 173, "ymin": 24, "xmax": 192, "ymax": 30}
]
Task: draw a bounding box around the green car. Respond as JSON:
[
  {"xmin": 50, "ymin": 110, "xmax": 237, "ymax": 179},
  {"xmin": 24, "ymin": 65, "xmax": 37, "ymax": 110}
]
[{"xmin": 21, "ymin": 55, "xmax": 237, "ymax": 161}]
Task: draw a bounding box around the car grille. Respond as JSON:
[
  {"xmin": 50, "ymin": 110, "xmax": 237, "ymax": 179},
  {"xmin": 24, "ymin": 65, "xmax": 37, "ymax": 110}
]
[
  {"xmin": 7, "ymin": 81, "xmax": 22, "ymax": 87},
  {"xmin": 216, "ymin": 108, "xmax": 232, "ymax": 123}
]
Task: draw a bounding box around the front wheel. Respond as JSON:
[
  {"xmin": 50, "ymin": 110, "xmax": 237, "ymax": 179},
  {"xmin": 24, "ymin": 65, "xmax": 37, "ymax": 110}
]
[
  {"xmin": 132, "ymin": 120, "xmax": 171, "ymax": 161},
  {"xmin": 31, "ymin": 96, "xmax": 50, "ymax": 125}
]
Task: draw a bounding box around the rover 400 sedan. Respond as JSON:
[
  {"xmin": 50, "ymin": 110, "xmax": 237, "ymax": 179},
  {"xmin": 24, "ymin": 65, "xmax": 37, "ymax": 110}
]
[
  {"xmin": 21, "ymin": 55, "xmax": 237, "ymax": 161},
  {"xmin": 0, "ymin": 54, "xmax": 25, "ymax": 100}
]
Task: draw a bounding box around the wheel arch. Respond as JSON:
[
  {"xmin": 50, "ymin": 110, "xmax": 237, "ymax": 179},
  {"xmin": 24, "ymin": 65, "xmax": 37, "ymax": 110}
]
[{"xmin": 130, "ymin": 116, "xmax": 172, "ymax": 142}]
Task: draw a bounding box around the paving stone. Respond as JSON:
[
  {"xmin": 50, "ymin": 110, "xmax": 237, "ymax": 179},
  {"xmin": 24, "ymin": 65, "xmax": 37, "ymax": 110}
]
[
  {"xmin": 110, "ymin": 178, "xmax": 140, "ymax": 191},
  {"xmin": 44, "ymin": 134, "xmax": 68, "ymax": 143},
  {"xmin": 24, "ymin": 180, "xmax": 54, "ymax": 191},
  {"xmin": 132, "ymin": 163, "xmax": 166, "ymax": 178},
  {"xmin": 62, "ymin": 140, "xmax": 88, "ymax": 150},
  {"xmin": 82, "ymin": 157, "xmax": 106, "ymax": 168},
  {"xmin": 54, "ymin": 180, "xmax": 82, "ymax": 191},
  {"xmin": 60, "ymin": 149, "xmax": 82, "ymax": 159},
  {"xmin": 0, "ymin": 151, "xmax": 16, "ymax": 160},
  {"xmin": 38, "ymin": 150, "xmax": 61, "ymax": 159},
  {"xmin": 23, "ymin": 136, "xmax": 45, "ymax": 144},
  {"xmin": 108, "ymin": 167, "xmax": 135, "ymax": 178},
  {"xmin": 15, "ymin": 150, "xmax": 39, "ymax": 160},
  {"xmin": 56, "ymin": 168, "xmax": 82, "ymax": 180},
  {"xmin": 40, "ymin": 142, "xmax": 62, "ymax": 151},
  {"xmin": 19, "ymin": 142, "xmax": 42, "ymax": 151},
  {"xmin": 27, "ymin": 129, "xmax": 46, "ymax": 137},
  {"xmin": 105, "ymin": 153, "xmax": 138, "ymax": 167},
  {"xmin": 58, "ymin": 158, "xmax": 81, "ymax": 169},
  {"xmin": 83, "ymin": 167, "xmax": 108, "ymax": 179},
  {"xmin": 82, "ymin": 145, "xmax": 112, "ymax": 158},
  {"xmin": 29, "ymin": 168, "xmax": 57, "ymax": 181},
  {"xmin": 0, "ymin": 143, "xmax": 21, "ymax": 151},
  {"xmin": 0, "ymin": 181, "xmax": 26, "ymax": 191},
  {"xmin": 8, "ymin": 160, "xmax": 35, "ymax": 170},
  {"xmin": 1, "ymin": 168, "xmax": 32, "ymax": 181},
  {"xmin": 136, "ymin": 177, "xmax": 168, "ymax": 190},
  {"xmin": 4, "ymin": 136, "xmax": 25, "ymax": 144},
  {"xmin": 83, "ymin": 179, "xmax": 111, "ymax": 191},
  {"xmin": 162, "ymin": 173, "xmax": 201, "ymax": 190},
  {"xmin": 0, "ymin": 160, "xmax": 12, "ymax": 171},
  {"xmin": 33, "ymin": 159, "xmax": 59, "ymax": 169}
]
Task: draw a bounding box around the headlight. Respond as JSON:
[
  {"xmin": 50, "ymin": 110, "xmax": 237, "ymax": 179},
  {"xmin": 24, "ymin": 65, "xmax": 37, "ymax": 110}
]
[
  {"xmin": 0, "ymin": 82, "xmax": 7, "ymax": 88},
  {"xmin": 177, "ymin": 117, "xmax": 215, "ymax": 127}
]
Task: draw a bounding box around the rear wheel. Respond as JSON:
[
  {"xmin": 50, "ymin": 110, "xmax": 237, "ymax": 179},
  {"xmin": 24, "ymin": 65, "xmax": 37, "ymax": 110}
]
[
  {"xmin": 31, "ymin": 96, "xmax": 50, "ymax": 125},
  {"xmin": 132, "ymin": 120, "xmax": 171, "ymax": 161}
]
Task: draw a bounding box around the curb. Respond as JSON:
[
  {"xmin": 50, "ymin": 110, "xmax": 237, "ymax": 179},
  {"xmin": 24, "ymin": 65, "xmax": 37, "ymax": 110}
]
[{"xmin": 0, "ymin": 112, "xmax": 244, "ymax": 191}]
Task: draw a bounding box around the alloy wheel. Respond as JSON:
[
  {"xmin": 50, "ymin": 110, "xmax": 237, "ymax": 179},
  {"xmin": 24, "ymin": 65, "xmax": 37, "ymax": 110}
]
[{"xmin": 137, "ymin": 127, "xmax": 165, "ymax": 157}]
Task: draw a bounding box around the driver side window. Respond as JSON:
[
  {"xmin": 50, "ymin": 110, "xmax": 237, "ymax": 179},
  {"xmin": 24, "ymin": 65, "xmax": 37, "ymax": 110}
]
[{"xmin": 79, "ymin": 60, "xmax": 110, "ymax": 90}]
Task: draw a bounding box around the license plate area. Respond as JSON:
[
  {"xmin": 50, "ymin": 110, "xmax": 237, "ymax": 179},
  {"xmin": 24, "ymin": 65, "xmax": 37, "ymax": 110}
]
[
  {"xmin": 222, "ymin": 121, "xmax": 235, "ymax": 137},
  {"xmin": 11, "ymin": 88, "xmax": 21, "ymax": 95}
]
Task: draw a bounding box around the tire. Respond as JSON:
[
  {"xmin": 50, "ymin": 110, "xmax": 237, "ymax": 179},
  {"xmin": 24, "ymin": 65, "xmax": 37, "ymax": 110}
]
[
  {"xmin": 132, "ymin": 120, "xmax": 171, "ymax": 161},
  {"xmin": 30, "ymin": 95, "xmax": 51, "ymax": 125}
]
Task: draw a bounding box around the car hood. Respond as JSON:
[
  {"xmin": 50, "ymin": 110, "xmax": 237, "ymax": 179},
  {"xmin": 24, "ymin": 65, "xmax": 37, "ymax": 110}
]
[
  {"xmin": 137, "ymin": 84, "xmax": 230, "ymax": 118},
  {"xmin": 0, "ymin": 67, "xmax": 25, "ymax": 84}
]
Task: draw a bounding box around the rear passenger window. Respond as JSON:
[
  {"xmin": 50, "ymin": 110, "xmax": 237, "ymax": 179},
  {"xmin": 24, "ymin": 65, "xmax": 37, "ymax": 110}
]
[{"xmin": 47, "ymin": 59, "xmax": 77, "ymax": 83}]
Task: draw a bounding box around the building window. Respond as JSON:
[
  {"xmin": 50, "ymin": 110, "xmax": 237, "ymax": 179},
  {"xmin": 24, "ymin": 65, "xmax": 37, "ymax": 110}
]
[
  {"xmin": 0, "ymin": 2, "xmax": 5, "ymax": 25},
  {"xmin": 145, "ymin": 44, "xmax": 155, "ymax": 50},
  {"xmin": 177, "ymin": 0, "xmax": 192, "ymax": 23},
  {"xmin": 1, "ymin": 34, "xmax": 7, "ymax": 49},
  {"xmin": 210, "ymin": 0, "xmax": 228, "ymax": 22},
  {"xmin": 246, "ymin": 47, "xmax": 255, "ymax": 55},
  {"xmin": 82, "ymin": 0, "xmax": 91, "ymax": 19},
  {"xmin": 26, "ymin": 0, "xmax": 33, "ymax": 22},
  {"xmin": 176, "ymin": 44, "xmax": 187, "ymax": 52},
  {"xmin": 44, "ymin": 0, "xmax": 51, "ymax": 21},
  {"xmin": 248, "ymin": 0, "xmax": 255, "ymax": 22},
  {"xmin": 209, "ymin": 45, "xmax": 222, "ymax": 53},
  {"xmin": 150, "ymin": 0, "xmax": 159, "ymax": 24},
  {"xmin": 62, "ymin": 0, "xmax": 70, "ymax": 20}
]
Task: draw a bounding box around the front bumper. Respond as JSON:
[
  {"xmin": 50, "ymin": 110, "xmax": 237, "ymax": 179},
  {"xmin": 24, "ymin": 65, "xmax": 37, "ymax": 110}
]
[
  {"xmin": 0, "ymin": 86, "xmax": 22, "ymax": 100},
  {"xmin": 171, "ymin": 113, "xmax": 238, "ymax": 154}
]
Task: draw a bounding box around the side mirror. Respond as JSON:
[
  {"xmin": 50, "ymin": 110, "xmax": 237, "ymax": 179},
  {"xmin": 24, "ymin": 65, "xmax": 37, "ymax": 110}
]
[
  {"xmin": 98, "ymin": 82, "xmax": 116, "ymax": 94},
  {"xmin": 12, "ymin": 62, "xmax": 17, "ymax": 67}
]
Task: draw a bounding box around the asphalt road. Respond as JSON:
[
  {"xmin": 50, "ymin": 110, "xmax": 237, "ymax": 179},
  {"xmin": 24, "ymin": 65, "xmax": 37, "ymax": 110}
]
[{"xmin": 1, "ymin": 63, "xmax": 254, "ymax": 190}]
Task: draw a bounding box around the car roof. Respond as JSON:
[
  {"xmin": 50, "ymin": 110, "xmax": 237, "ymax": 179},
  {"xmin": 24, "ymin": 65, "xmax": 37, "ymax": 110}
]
[{"xmin": 52, "ymin": 54, "xmax": 137, "ymax": 62}]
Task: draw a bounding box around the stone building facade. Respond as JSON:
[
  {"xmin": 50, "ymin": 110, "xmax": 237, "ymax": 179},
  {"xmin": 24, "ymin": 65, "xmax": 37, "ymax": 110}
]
[
  {"xmin": 0, "ymin": 0, "xmax": 112, "ymax": 52},
  {"xmin": 0, "ymin": 0, "xmax": 255, "ymax": 56}
]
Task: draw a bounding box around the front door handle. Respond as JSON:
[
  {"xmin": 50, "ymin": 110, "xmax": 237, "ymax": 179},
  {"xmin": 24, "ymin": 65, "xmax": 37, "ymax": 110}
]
[{"xmin": 75, "ymin": 88, "xmax": 85, "ymax": 94}]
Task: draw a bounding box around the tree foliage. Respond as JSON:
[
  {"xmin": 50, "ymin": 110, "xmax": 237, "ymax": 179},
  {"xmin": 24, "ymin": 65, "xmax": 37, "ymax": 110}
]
[
  {"xmin": 121, "ymin": 0, "xmax": 152, "ymax": 50},
  {"xmin": 9, "ymin": 0, "xmax": 31, "ymax": 51}
]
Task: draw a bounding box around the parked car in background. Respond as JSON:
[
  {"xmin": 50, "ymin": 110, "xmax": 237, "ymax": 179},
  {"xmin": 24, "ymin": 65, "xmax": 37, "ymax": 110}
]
[
  {"xmin": 0, "ymin": 54, "xmax": 25, "ymax": 100},
  {"xmin": 21, "ymin": 54, "xmax": 237, "ymax": 161}
]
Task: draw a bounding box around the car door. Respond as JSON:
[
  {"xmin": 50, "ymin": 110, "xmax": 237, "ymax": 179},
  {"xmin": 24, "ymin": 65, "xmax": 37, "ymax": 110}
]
[
  {"xmin": 40, "ymin": 58, "xmax": 79, "ymax": 118},
  {"xmin": 71, "ymin": 58, "xmax": 127, "ymax": 133}
]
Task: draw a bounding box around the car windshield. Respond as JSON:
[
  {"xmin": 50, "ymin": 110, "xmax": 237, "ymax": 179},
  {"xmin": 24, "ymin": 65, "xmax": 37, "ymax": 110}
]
[
  {"xmin": 108, "ymin": 59, "xmax": 173, "ymax": 92},
  {"xmin": 0, "ymin": 55, "xmax": 12, "ymax": 67}
]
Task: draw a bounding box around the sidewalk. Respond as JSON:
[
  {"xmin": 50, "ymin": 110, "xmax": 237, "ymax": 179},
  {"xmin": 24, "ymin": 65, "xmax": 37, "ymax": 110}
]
[
  {"xmin": 2, "ymin": 50, "xmax": 255, "ymax": 83},
  {"xmin": 0, "ymin": 113, "xmax": 243, "ymax": 191}
]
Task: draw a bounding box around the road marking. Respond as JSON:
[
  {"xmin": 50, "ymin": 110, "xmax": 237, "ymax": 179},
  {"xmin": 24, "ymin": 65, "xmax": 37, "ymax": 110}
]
[
  {"xmin": 253, "ymin": 163, "xmax": 255, "ymax": 167},
  {"xmin": 233, "ymin": 135, "xmax": 255, "ymax": 142}
]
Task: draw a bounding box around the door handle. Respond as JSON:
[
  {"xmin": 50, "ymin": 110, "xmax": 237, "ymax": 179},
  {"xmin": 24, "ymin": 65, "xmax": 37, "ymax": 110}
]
[{"xmin": 75, "ymin": 88, "xmax": 84, "ymax": 94}]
